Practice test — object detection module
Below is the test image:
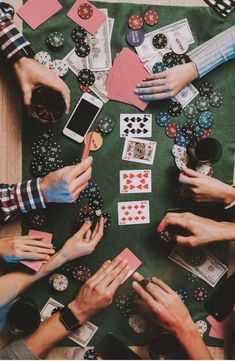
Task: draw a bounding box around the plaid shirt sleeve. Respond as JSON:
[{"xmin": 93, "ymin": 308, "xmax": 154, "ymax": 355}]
[
  {"xmin": 0, "ymin": 178, "xmax": 46, "ymax": 225},
  {"xmin": 0, "ymin": 2, "xmax": 30, "ymax": 61},
  {"xmin": 188, "ymin": 25, "xmax": 235, "ymax": 78}
]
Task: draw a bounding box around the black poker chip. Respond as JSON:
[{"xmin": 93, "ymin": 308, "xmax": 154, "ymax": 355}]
[
  {"xmin": 162, "ymin": 52, "xmax": 182, "ymax": 68},
  {"xmin": 80, "ymin": 181, "xmax": 101, "ymax": 199},
  {"xmin": 78, "ymin": 205, "xmax": 95, "ymax": 224},
  {"xmin": 38, "ymin": 128, "xmax": 54, "ymax": 143},
  {"xmin": 89, "ymin": 195, "xmax": 104, "ymax": 210},
  {"xmin": 102, "ymin": 212, "xmax": 112, "ymax": 228},
  {"xmin": 193, "ymin": 287, "xmax": 208, "ymax": 302},
  {"xmin": 196, "ymin": 96, "xmax": 210, "ymax": 112},
  {"xmin": 168, "ymin": 100, "xmax": 182, "ymax": 117},
  {"xmin": 176, "ymin": 288, "xmax": 188, "ymax": 302},
  {"xmin": 28, "ymin": 210, "xmax": 46, "ymax": 227},
  {"xmin": 152, "ymin": 33, "xmax": 168, "ymax": 49},
  {"xmin": 31, "ymin": 141, "xmax": 50, "ymax": 157},
  {"xmin": 199, "ymin": 82, "xmax": 214, "ymax": 97},
  {"xmin": 75, "ymin": 42, "xmax": 90, "ymax": 58},
  {"xmin": 84, "ymin": 348, "xmax": 99, "ymax": 360},
  {"xmin": 30, "ymin": 158, "xmax": 48, "ymax": 177},
  {"xmin": 182, "ymin": 123, "xmax": 196, "ymax": 140},
  {"xmin": 77, "ymin": 69, "xmax": 95, "ymax": 86},
  {"xmin": 71, "ymin": 26, "xmax": 87, "ymax": 43},
  {"xmin": 46, "ymin": 32, "xmax": 64, "ymax": 51}
]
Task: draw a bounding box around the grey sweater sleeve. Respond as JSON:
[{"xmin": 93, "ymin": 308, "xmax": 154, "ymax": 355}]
[{"xmin": 0, "ymin": 339, "xmax": 40, "ymax": 360}]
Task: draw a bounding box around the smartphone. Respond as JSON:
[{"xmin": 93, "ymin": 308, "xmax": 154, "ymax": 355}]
[
  {"xmin": 96, "ymin": 333, "xmax": 142, "ymax": 360},
  {"xmin": 205, "ymin": 272, "xmax": 235, "ymax": 321},
  {"xmin": 63, "ymin": 93, "xmax": 103, "ymax": 143}
]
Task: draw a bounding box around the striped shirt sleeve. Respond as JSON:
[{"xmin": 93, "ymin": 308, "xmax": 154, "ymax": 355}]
[{"xmin": 188, "ymin": 25, "xmax": 235, "ymax": 78}]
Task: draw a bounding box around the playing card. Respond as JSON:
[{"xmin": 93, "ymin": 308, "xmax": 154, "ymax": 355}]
[
  {"xmin": 120, "ymin": 114, "xmax": 152, "ymax": 138},
  {"xmin": 118, "ymin": 200, "xmax": 150, "ymax": 225},
  {"xmin": 120, "ymin": 170, "xmax": 151, "ymax": 194},
  {"xmin": 117, "ymin": 248, "xmax": 142, "ymax": 282},
  {"xmin": 122, "ymin": 138, "xmax": 157, "ymax": 165}
]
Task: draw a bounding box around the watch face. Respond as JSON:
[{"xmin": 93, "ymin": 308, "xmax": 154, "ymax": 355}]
[{"xmin": 51, "ymin": 274, "xmax": 68, "ymax": 292}]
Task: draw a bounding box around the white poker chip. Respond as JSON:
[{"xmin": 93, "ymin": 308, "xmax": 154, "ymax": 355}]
[
  {"xmin": 128, "ymin": 314, "xmax": 147, "ymax": 333},
  {"xmin": 196, "ymin": 162, "xmax": 213, "ymax": 176},
  {"xmin": 170, "ymin": 35, "xmax": 189, "ymax": 55},
  {"xmin": 175, "ymin": 152, "xmax": 189, "ymax": 170},
  {"xmin": 172, "ymin": 144, "xmax": 187, "ymax": 158},
  {"xmin": 34, "ymin": 51, "xmax": 52, "ymax": 68},
  {"xmin": 50, "ymin": 59, "xmax": 69, "ymax": 77},
  {"xmin": 49, "ymin": 273, "xmax": 68, "ymax": 292},
  {"xmin": 195, "ymin": 320, "xmax": 208, "ymax": 336}
]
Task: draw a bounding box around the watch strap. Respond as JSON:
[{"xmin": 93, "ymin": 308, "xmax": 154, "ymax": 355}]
[{"xmin": 59, "ymin": 305, "xmax": 81, "ymax": 332}]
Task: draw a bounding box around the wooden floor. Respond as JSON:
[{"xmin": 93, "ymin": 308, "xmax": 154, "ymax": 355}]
[{"xmin": 0, "ymin": 0, "xmax": 234, "ymax": 359}]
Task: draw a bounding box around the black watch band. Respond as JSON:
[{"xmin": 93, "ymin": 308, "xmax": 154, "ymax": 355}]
[
  {"xmin": 59, "ymin": 305, "xmax": 81, "ymax": 332},
  {"xmin": 9, "ymin": 45, "xmax": 35, "ymax": 65}
]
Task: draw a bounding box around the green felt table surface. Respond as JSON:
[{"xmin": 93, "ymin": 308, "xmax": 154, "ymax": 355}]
[{"xmin": 21, "ymin": 0, "xmax": 235, "ymax": 349}]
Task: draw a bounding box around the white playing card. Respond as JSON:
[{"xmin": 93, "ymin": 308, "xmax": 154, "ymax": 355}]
[
  {"xmin": 118, "ymin": 200, "xmax": 150, "ymax": 225},
  {"xmin": 120, "ymin": 113, "xmax": 152, "ymax": 138},
  {"xmin": 120, "ymin": 170, "xmax": 152, "ymax": 194},
  {"xmin": 122, "ymin": 138, "xmax": 157, "ymax": 165}
]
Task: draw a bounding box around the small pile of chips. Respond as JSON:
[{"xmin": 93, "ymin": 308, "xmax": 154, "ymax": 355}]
[
  {"xmin": 34, "ymin": 51, "xmax": 69, "ymax": 78},
  {"xmin": 70, "ymin": 24, "xmax": 92, "ymax": 61}
]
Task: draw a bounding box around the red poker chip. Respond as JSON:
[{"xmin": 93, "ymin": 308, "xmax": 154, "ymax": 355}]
[
  {"xmin": 72, "ymin": 265, "xmax": 92, "ymax": 282},
  {"xmin": 128, "ymin": 14, "xmax": 143, "ymax": 30},
  {"xmin": 202, "ymin": 128, "xmax": 212, "ymax": 138},
  {"xmin": 165, "ymin": 122, "xmax": 178, "ymax": 138},
  {"xmin": 80, "ymin": 84, "xmax": 91, "ymax": 93},
  {"xmin": 144, "ymin": 9, "xmax": 159, "ymax": 26},
  {"xmin": 77, "ymin": 3, "xmax": 93, "ymax": 19}
]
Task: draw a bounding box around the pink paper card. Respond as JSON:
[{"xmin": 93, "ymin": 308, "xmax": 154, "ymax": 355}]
[
  {"xmin": 17, "ymin": 0, "xmax": 62, "ymax": 30},
  {"xmin": 20, "ymin": 230, "xmax": 53, "ymax": 272},
  {"xmin": 67, "ymin": 0, "xmax": 106, "ymax": 35},
  {"xmin": 117, "ymin": 248, "xmax": 142, "ymax": 283},
  {"xmin": 207, "ymin": 315, "xmax": 231, "ymax": 339}
]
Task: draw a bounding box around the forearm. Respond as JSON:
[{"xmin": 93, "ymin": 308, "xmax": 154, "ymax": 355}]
[{"xmin": 218, "ymin": 222, "xmax": 235, "ymax": 241}]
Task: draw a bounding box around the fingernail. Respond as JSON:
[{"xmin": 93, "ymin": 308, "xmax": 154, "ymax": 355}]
[
  {"xmin": 132, "ymin": 281, "xmax": 138, "ymax": 287},
  {"xmin": 66, "ymin": 109, "xmax": 69, "ymax": 115},
  {"xmin": 134, "ymin": 90, "xmax": 139, "ymax": 94},
  {"xmin": 139, "ymin": 96, "xmax": 144, "ymax": 100},
  {"xmin": 157, "ymin": 225, "xmax": 164, "ymax": 232},
  {"xmin": 136, "ymin": 84, "xmax": 141, "ymax": 87}
]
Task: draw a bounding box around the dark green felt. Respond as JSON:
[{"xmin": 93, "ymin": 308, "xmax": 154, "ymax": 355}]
[{"xmin": 21, "ymin": 0, "xmax": 235, "ymax": 348}]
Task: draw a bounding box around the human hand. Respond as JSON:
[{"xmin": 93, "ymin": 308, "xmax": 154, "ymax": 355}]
[
  {"xmin": 179, "ymin": 167, "xmax": 235, "ymax": 205},
  {"xmin": 13, "ymin": 57, "xmax": 70, "ymax": 113},
  {"xmin": 60, "ymin": 218, "xmax": 104, "ymax": 263},
  {"xmin": 0, "ymin": 235, "xmax": 55, "ymax": 261},
  {"xmin": 157, "ymin": 212, "xmax": 226, "ymax": 247},
  {"xmin": 40, "ymin": 157, "xmax": 92, "ymax": 203},
  {"xmin": 68, "ymin": 258, "xmax": 129, "ymax": 325},
  {"xmin": 134, "ymin": 62, "xmax": 198, "ymax": 101}
]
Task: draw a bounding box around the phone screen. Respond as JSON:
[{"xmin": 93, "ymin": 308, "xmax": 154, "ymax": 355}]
[{"xmin": 66, "ymin": 99, "xmax": 100, "ymax": 137}]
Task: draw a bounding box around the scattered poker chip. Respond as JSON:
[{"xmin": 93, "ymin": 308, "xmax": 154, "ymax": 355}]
[
  {"xmin": 85, "ymin": 132, "xmax": 103, "ymax": 151},
  {"xmin": 71, "ymin": 26, "xmax": 87, "ymax": 43},
  {"xmin": 185, "ymin": 249, "xmax": 207, "ymax": 267},
  {"xmin": 28, "ymin": 210, "xmax": 46, "ymax": 227},
  {"xmin": 46, "ymin": 32, "xmax": 64, "ymax": 51},
  {"xmin": 193, "ymin": 287, "xmax": 208, "ymax": 302},
  {"xmin": 187, "ymin": 273, "xmax": 199, "ymax": 283},
  {"xmin": 39, "ymin": 128, "xmax": 54, "ymax": 143},
  {"xmin": 77, "ymin": 69, "xmax": 95, "ymax": 86},
  {"xmin": 77, "ymin": 2, "xmax": 93, "ymax": 19},
  {"xmin": 197, "ymin": 111, "xmax": 214, "ymax": 129},
  {"xmin": 159, "ymin": 229, "xmax": 173, "ymax": 242},
  {"xmin": 196, "ymin": 162, "xmax": 213, "ymax": 177},
  {"xmin": 174, "ymin": 150, "xmax": 189, "ymax": 170},
  {"xmin": 162, "ymin": 51, "xmax": 184, "ymax": 68},
  {"xmin": 165, "ymin": 122, "xmax": 178, "ymax": 138},
  {"xmin": 128, "ymin": 314, "xmax": 147, "ymax": 333},
  {"xmin": 144, "ymin": 9, "xmax": 159, "ymax": 26},
  {"xmin": 89, "ymin": 195, "xmax": 104, "ymax": 210},
  {"xmin": 182, "ymin": 123, "xmax": 196, "ymax": 140},
  {"xmin": 175, "ymin": 131, "xmax": 190, "ymax": 147},
  {"xmin": 128, "ymin": 14, "xmax": 144, "ymax": 30},
  {"xmin": 30, "ymin": 158, "xmax": 48, "ymax": 177},
  {"xmin": 176, "ymin": 288, "xmax": 188, "ymax": 302},
  {"xmin": 49, "ymin": 273, "xmax": 68, "ymax": 292},
  {"xmin": 168, "ymin": 101, "xmax": 182, "ymax": 117},
  {"xmin": 210, "ymin": 91, "xmax": 223, "ymax": 107},
  {"xmin": 156, "ymin": 112, "xmax": 171, "ymax": 127},
  {"xmin": 50, "ymin": 142, "xmax": 62, "ymax": 155},
  {"xmin": 61, "ymin": 261, "xmax": 76, "ymax": 275},
  {"xmin": 152, "ymin": 62, "xmax": 166, "ymax": 74},
  {"xmin": 195, "ymin": 96, "xmax": 210, "ymax": 112},
  {"xmin": 75, "ymin": 42, "xmax": 90, "ymax": 58},
  {"xmin": 79, "ymin": 84, "xmax": 91, "ymax": 93},
  {"xmin": 116, "ymin": 294, "xmax": 134, "ymax": 318},
  {"xmin": 183, "ymin": 103, "xmax": 198, "ymax": 119},
  {"xmin": 194, "ymin": 124, "xmax": 204, "ymax": 139},
  {"xmin": 101, "ymin": 212, "xmax": 112, "ymax": 228},
  {"xmin": 97, "ymin": 117, "xmax": 115, "ymax": 135},
  {"xmin": 195, "ymin": 320, "xmax": 208, "ymax": 336},
  {"xmin": 126, "ymin": 29, "xmax": 145, "ymax": 47},
  {"xmin": 152, "ymin": 33, "xmax": 168, "ymax": 49},
  {"xmin": 78, "ymin": 205, "xmax": 95, "ymax": 224},
  {"xmin": 172, "ymin": 144, "xmax": 187, "ymax": 157},
  {"xmin": 202, "ymin": 127, "xmax": 212, "ymax": 139},
  {"xmin": 34, "ymin": 51, "xmax": 52, "ymax": 68},
  {"xmin": 80, "ymin": 181, "xmax": 101, "ymax": 199},
  {"xmin": 50, "ymin": 59, "xmax": 69, "ymax": 77},
  {"xmin": 84, "ymin": 348, "xmax": 99, "ymax": 360},
  {"xmin": 199, "ymin": 82, "xmax": 214, "ymax": 97},
  {"xmin": 170, "ymin": 35, "xmax": 189, "ymax": 55},
  {"xmin": 72, "ymin": 265, "xmax": 92, "ymax": 282},
  {"xmin": 31, "ymin": 141, "xmax": 50, "ymax": 157}
]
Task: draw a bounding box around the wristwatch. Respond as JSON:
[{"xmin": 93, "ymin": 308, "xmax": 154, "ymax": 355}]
[{"xmin": 59, "ymin": 305, "xmax": 81, "ymax": 332}]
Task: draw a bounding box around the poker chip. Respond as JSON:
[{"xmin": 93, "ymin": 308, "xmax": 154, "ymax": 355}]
[
  {"xmin": 174, "ymin": 149, "xmax": 189, "ymax": 170},
  {"xmin": 126, "ymin": 29, "xmax": 145, "ymax": 47},
  {"xmin": 89, "ymin": 195, "xmax": 104, "ymax": 210},
  {"xmin": 97, "ymin": 117, "xmax": 115, "ymax": 135},
  {"xmin": 152, "ymin": 62, "xmax": 166, "ymax": 74},
  {"xmin": 187, "ymin": 273, "xmax": 199, "ymax": 283},
  {"xmin": 84, "ymin": 348, "xmax": 99, "ymax": 360},
  {"xmin": 199, "ymin": 82, "xmax": 214, "ymax": 97},
  {"xmin": 50, "ymin": 59, "xmax": 69, "ymax": 77},
  {"xmin": 128, "ymin": 314, "xmax": 147, "ymax": 333},
  {"xmin": 85, "ymin": 132, "xmax": 103, "ymax": 151},
  {"xmin": 144, "ymin": 9, "xmax": 158, "ymax": 26},
  {"xmin": 152, "ymin": 33, "xmax": 168, "ymax": 49},
  {"xmin": 170, "ymin": 35, "xmax": 188, "ymax": 55},
  {"xmin": 79, "ymin": 84, "xmax": 91, "ymax": 93},
  {"xmin": 78, "ymin": 205, "xmax": 95, "ymax": 224},
  {"xmin": 31, "ymin": 141, "xmax": 50, "ymax": 157},
  {"xmin": 175, "ymin": 131, "xmax": 190, "ymax": 147},
  {"xmin": 156, "ymin": 112, "xmax": 171, "ymax": 127},
  {"xmin": 77, "ymin": 2, "xmax": 93, "ymax": 19},
  {"xmin": 61, "ymin": 261, "xmax": 76, "ymax": 275},
  {"xmin": 202, "ymin": 127, "xmax": 212, "ymax": 139},
  {"xmin": 194, "ymin": 124, "xmax": 204, "ymax": 139},
  {"xmin": 80, "ymin": 181, "xmax": 101, "ymax": 199},
  {"xmin": 75, "ymin": 42, "xmax": 90, "ymax": 57},
  {"xmin": 28, "ymin": 211, "xmax": 46, "ymax": 227},
  {"xmin": 49, "ymin": 273, "xmax": 68, "ymax": 292},
  {"xmin": 193, "ymin": 287, "xmax": 208, "ymax": 302},
  {"xmin": 101, "ymin": 212, "xmax": 112, "ymax": 228},
  {"xmin": 176, "ymin": 288, "xmax": 188, "ymax": 302},
  {"xmin": 195, "ymin": 320, "xmax": 208, "ymax": 336},
  {"xmin": 39, "ymin": 128, "xmax": 54, "ymax": 143},
  {"xmin": 182, "ymin": 123, "xmax": 196, "ymax": 140},
  {"xmin": 183, "ymin": 103, "xmax": 198, "ymax": 119},
  {"xmin": 210, "ymin": 91, "xmax": 223, "ymax": 107},
  {"xmin": 185, "ymin": 249, "xmax": 206, "ymax": 267},
  {"xmin": 168, "ymin": 101, "xmax": 182, "ymax": 117},
  {"xmin": 165, "ymin": 122, "xmax": 178, "ymax": 138},
  {"xmin": 77, "ymin": 69, "xmax": 95, "ymax": 86},
  {"xmin": 71, "ymin": 26, "xmax": 87, "ymax": 43},
  {"xmin": 159, "ymin": 229, "xmax": 173, "ymax": 242},
  {"xmin": 162, "ymin": 51, "xmax": 184, "ymax": 68},
  {"xmin": 128, "ymin": 14, "xmax": 143, "ymax": 30},
  {"xmin": 197, "ymin": 111, "xmax": 214, "ymax": 129},
  {"xmin": 115, "ymin": 294, "xmax": 134, "ymax": 318},
  {"xmin": 34, "ymin": 51, "xmax": 52, "ymax": 68},
  {"xmin": 72, "ymin": 265, "xmax": 92, "ymax": 282},
  {"xmin": 46, "ymin": 32, "xmax": 64, "ymax": 51},
  {"xmin": 30, "ymin": 158, "xmax": 48, "ymax": 177},
  {"xmin": 195, "ymin": 96, "xmax": 210, "ymax": 112},
  {"xmin": 196, "ymin": 162, "xmax": 213, "ymax": 177}
]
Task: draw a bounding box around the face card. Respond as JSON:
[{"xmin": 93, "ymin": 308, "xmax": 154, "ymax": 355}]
[
  {"xmin": 120, "ymin": 170, "xmax": 151, "ymax": 194},
  {"xmin": 118, "ymin": 200, "xmax": 150, "ymax": 225},
  {"xmin": 120, "ymin": 114, "xmax": 152, "ymax": 138},
  {"xmin": 122, "ymin": 138, "xmax": 157, "ymax": 165},
  {"xmin": 117, "ymin": 248, "xmax": 142, "ymax": 282}
]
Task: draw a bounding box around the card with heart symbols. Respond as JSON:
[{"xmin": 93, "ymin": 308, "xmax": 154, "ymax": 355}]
[
  {"xmin": 120, "ymin": 170, "xmax": 151, "ymax": 194},
  {"xmin": 118, "ymin": 200, "xmax": 150, "ymax": 225},
  {"xmin": 120, "ymin": 113, "xmax": 152, "ymax": 138},
  {"xmin": 122, "ymin": 137, "xmax": 157, "ymax": 165}
]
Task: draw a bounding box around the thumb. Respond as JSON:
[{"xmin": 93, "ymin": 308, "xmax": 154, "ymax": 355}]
[
  {"xmin": 23, "ymin": 88, "xmax": 32, "ymax": 106},
  {"xmin": 181, "ymin": 167, "xmax": 199, "ymax": 178}
]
